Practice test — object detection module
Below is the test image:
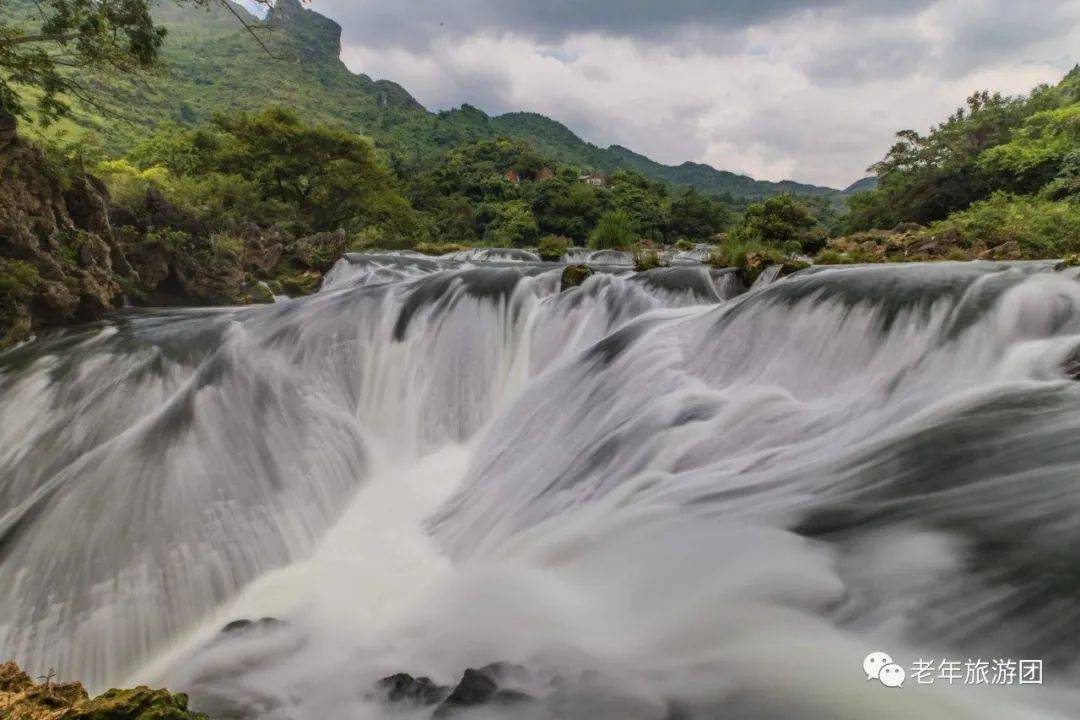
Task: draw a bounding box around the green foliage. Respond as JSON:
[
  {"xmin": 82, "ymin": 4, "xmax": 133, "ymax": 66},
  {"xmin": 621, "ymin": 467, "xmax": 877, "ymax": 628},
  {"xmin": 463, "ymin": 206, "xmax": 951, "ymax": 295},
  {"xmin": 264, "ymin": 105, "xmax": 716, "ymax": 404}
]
[
  {"xmin": 0, "ymin": 0, "xmax": 840, "ymax": 203},
  {"xmin": 734, "ymin": 194, "xmax": 826, "ymax": 253},
  {"xmin": 847, "ymin": 66, "xmax": 1080, "ymax": 231},
  {"xmin": 633, "ymin": 246, "xmax": 666, "ymax": 271},
  {"xmin": 0, "ymin": 257, "xmax": 40, "ymax": 299},
  {"xmin": 484, "ymin": 199, "xmax": 540, "ymax": 247},
  {"xmin": 531, "ymin": 173, "xmax": 600, "ymax": 242},
  {"xmin": 589, "ymin": 209, "xmax": 636, "ymax": 249},
  {"xmin": 980, "ymin": 105, "xmax": 1080, "ymax": 191},
  {"xmin": 537, "ymin": 234, "xmax": 570, "ymax": 261},
  {"xmin": 923, "ymin": 192, "xmax": 1080, "ymax": 256},
  {"xmin": 666, "ymin": 186, "xmax": 732, "ymax": 241},
  {"xmin": 0, "ymin": 0, "xmax": 166, "ymax": 125},
  {"xmin": 114, "ymin": 107, "xmax": 421, "ymax": 241},
  {"xmin": 209, "ymin": 232, "xmax": 243, "ymax": 256},
  {"xmin": 95, "ymin": 158, "xmax": 169, "ymax": 207},
  {"xmin": 709, "ymin": 237, "xmax": 778, "ymax": 269},
  {"xmin": 412, "ymin": 242, "xmax": 469, "ymax": 256}
]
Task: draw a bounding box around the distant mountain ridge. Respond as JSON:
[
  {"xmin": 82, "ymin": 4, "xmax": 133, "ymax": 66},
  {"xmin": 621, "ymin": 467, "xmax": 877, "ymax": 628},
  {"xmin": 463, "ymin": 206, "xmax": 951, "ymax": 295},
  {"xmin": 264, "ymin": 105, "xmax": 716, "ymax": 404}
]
[{"xmin": 5, "ymin": 0, "xmax": 845, "ymax": 200}]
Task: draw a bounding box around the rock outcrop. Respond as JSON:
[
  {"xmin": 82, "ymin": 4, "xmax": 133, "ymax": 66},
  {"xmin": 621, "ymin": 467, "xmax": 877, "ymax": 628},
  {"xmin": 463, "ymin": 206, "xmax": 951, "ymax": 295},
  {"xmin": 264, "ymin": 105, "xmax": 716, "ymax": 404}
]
[
  {"xmin": 0, "ymin": 662, "xmax": 208, "ymax": 719},
  {"xmin": 0, "ymin": 139, "xmax": 348, "ymax": 350}
]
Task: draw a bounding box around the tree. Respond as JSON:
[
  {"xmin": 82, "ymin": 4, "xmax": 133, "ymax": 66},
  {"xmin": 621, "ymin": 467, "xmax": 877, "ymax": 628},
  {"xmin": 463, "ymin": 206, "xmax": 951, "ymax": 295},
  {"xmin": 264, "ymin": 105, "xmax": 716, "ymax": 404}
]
[
  {"xmin": 0, "ymin": 0, "xmax": 279, "ymax": 128},
  {"xmin": 128, "ymin": 107, "xmax": 416, "ymax": 236},
  {"xmin": 531, "ymin": 173, "xmax": 599, "ymax": 242},
  {"xmin": 665, "ymin": 186, "xmax": 732, "ymax": 241},
  {"xmin": 589, "ymin": 209, "xmax": 636, "ymax": 249},
  {"xmin": 484, "ymin": 200, "xmax": 539, "ymax": 247},
  {"xmin": 736, "ymin": 194, "xmax": 826, "ymax": 253}
]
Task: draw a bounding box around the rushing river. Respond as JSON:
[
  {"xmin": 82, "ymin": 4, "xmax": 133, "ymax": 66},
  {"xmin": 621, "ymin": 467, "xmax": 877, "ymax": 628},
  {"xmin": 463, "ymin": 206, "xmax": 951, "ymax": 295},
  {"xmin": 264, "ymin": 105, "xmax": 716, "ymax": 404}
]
[{"xmin": 3, "ymin": 254, "xmax": 1080, "ymax": 719}]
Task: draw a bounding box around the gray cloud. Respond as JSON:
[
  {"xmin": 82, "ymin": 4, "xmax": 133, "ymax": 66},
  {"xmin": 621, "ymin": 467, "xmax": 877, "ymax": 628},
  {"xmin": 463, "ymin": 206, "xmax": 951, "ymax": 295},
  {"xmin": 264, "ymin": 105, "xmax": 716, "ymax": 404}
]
[
  {"xmin": 313, "ymin": 0, "xmax": 930, "ymax": 50},
  {"xmin": 327, "ymin": 0, "xmax": 1079, "ymax": 186}
]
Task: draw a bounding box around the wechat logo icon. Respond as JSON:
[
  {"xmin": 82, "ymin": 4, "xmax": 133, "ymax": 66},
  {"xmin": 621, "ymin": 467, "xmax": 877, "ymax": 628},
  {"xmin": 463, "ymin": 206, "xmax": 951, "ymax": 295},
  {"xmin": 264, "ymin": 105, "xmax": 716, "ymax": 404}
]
[{"xmin": 864, "ymin": 651, "xmax": 906, "ymax": 688}]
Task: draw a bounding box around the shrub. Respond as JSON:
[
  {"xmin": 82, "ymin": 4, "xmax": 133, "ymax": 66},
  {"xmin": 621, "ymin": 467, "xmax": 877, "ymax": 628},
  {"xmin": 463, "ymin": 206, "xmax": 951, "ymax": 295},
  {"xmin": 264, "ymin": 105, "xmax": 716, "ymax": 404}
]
[
  {"xmin": 589, "ymin": 209, "xmax": 636, "ymax": 249},
  {"xmin": 633, "ymin": 247, "xmax": 666, "ymax": 271},
  {"xmin": 537, "ymin": 235, "xmax": 570, "ymax": 261},
  {"xmin": 923, "ymin": 192, "xmax": 1080, "ymax": 257}
]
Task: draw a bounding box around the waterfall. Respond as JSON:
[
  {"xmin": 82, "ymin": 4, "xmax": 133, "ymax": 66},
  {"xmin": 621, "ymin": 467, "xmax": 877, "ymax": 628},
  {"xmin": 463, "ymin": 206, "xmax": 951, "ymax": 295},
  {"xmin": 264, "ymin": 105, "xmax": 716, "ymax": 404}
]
[{"xmin": 2, "ymin": 256, "xmax": 1080, "ymax": 718}]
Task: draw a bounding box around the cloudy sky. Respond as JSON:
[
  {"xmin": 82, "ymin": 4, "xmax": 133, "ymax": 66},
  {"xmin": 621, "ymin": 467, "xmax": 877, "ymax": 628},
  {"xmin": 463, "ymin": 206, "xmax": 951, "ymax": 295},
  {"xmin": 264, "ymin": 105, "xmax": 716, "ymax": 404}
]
[{"xmin": 298, "ymin": 0, "xmax": 1077, "ymax": 188}]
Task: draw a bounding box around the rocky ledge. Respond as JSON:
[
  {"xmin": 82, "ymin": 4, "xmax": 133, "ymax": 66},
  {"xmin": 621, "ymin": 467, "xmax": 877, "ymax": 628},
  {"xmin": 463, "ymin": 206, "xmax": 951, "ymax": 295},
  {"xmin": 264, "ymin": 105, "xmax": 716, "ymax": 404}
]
[
  {"xmin": 0, "ymin": 662, "xmax": 207, "ymax": 719},
  {"xmin": 0, "ymin": 136, "xmax": 348, "ymax": 350}
]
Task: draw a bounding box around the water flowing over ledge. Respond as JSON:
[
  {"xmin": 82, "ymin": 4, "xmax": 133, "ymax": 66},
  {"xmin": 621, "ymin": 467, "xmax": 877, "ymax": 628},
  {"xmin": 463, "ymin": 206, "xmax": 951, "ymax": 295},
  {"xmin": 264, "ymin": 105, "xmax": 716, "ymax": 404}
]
[{"xmin": 2, "ymin": 256, "xmax": 1080, "ymax": 719}]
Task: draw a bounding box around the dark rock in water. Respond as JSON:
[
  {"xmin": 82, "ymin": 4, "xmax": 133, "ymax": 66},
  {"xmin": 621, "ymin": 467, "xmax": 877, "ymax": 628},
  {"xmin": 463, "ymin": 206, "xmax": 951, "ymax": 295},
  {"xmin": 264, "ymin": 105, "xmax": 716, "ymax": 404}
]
[
  {"xmin": 221, "ymin": 617, "xmax": 287, "ymax": 635},
  {"xmin": 379, "ymin": 663, "xmax": 537, "ymax": 717},
  {"xmin": 433, "ymin": 669, "xmax": 498, "ymax": 718},
  {"xmin": 377, "ymin": 672, "xmax": 450, "ymax": 705},
  {"xmin": 1064, "ymin": 346, "xmax": 1080, "ymax": 380},
  {"xmin": 432, "ymin": 665, "xmax": 536, "ymax": 718},
  {"xmin": 561, "ymin": 264, "xmax": 594, "ymax": 291}
]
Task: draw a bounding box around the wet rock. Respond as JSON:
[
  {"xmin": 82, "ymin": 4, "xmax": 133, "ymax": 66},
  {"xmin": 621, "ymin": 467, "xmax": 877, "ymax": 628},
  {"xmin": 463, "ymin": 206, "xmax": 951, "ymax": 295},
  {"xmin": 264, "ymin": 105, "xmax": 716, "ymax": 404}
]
[
  {"xmin": 280, "ymin": 270, "xmax": 323, "ymax": 296},
  {"xmin": 221, "ymin": 617, "xmax": 288, "ymax": 635},
  {"xmin": 377, "ymin": 673, "xmax": 450, "ymax": 705},
  {"xmin": 379, "ymin": 663, "xmax": 536, "ymax": 717},
  {"xmin": 289, "ymin": 229, "xmax": 348, "ymax": 272},
  {"xmin": 979, "ymin": 240, "xmax": 1022, "ymax": 261},
  {"xmin": 1055, "ymin": 253, "xmax": 1080, "ymax": 271},
  {"xmin": 561, "ymin": 264, "xmax": 594, "ymax": 291},
  {"xmin": 432, "ymin": 669, "xmax": 498, "ymax": 718}
]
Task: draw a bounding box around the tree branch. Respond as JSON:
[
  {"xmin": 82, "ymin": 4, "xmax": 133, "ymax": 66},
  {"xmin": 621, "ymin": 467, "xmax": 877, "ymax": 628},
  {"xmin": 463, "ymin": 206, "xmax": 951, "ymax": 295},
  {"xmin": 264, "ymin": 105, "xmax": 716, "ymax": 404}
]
[{"xmin": 0, "ymin": 32, "xmax": 77, "ymax": 47}]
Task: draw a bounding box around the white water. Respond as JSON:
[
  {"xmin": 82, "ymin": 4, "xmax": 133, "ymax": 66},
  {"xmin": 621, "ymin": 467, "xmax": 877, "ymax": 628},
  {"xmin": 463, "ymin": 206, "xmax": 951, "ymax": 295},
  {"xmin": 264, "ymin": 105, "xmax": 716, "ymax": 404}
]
[{"xmin": 3, "ymin": 257, "xmax": 1080, "ymax": 718}]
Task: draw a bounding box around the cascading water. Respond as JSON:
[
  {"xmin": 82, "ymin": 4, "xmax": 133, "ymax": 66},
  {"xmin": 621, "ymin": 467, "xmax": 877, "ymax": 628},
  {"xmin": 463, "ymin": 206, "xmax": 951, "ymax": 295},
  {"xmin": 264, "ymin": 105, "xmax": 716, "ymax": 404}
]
[{"xmin": 3, "ymin": 255, "xmax": 1080, "ymax": 719}]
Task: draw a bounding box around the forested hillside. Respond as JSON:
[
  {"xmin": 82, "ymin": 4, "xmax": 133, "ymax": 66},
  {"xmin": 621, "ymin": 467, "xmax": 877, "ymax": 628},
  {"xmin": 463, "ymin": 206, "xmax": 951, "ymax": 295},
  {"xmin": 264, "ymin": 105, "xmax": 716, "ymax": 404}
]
[{"xmin": 0, "ymin": 0, "xmax": 840, "ymax": 200}]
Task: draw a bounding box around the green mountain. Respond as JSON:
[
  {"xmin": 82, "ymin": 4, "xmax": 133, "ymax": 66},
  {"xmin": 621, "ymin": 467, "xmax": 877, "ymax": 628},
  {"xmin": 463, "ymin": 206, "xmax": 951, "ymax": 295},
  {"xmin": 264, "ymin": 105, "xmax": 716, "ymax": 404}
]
[
  {"xmin": 843, "ymin": 177, "xmax": 878, "ymax": 194},
  {"xmin": 5, "ymin": 0, "xmax": 841, "ymax": 200}
]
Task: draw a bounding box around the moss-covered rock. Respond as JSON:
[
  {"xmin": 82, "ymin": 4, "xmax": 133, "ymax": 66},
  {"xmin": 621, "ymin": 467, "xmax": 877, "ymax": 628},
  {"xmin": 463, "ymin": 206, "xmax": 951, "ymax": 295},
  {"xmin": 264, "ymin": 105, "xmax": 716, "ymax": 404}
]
[
  {"xmin": 633, "ymin": 248, "xmax": 666, "ymax": 271},
  {"xmin": 66, "ymin": 686, "xmax": 208, "ymax": 720},
  {"xmin": 560, "ymin": 264, "xmax": 593, "ymax": 291},
  {"xmin": 413, "ymin": 242, "xmax": 470, "ymax": 256},
  {"xmin": 0, "ymin": 663, "xmax": 207, "ymax": 720},
  {"xmin": 279, "ymin": 270, "xmax": 323, "ymax": 296},
  {"xmin": 1056, "ymin": 253, "xmax": 1080, "ymax": 270}
]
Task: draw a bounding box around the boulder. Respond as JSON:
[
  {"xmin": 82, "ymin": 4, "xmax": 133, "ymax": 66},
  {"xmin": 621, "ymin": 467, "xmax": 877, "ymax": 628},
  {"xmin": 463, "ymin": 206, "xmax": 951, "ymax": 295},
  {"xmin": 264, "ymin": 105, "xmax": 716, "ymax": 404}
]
[
  {"xmin": 377, "ymin": 673, "xmax": 450, "ymax": 706},
  {"xmin": 379, "ymin": 663, "xmax": 536, "ymax": 718},
  {"xmin": 561, "ymin": 264, "xmax": 594, "ymax": 291}
]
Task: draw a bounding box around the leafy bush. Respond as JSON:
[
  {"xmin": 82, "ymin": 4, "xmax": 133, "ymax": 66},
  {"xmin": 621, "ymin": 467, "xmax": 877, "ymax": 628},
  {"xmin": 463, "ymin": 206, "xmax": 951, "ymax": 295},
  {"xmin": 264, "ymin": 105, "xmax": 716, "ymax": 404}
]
[
  {"xmin": 633, "ymin": 247, "xmax": 666, "ymax": 271},
  {"xmin": 589, "ymin": 209, "xmax": 636, "ymax": 249},
  {"xmin": 734, "ymin": 194, "xmax": 826, "ymax": 253},
  {"xmin": 538, "ymin": 235, "xmax": 570, "ymax": 261},
  {"xmin": 923, "ymin": 192, "xmax": 1080, "ymax": 256}
]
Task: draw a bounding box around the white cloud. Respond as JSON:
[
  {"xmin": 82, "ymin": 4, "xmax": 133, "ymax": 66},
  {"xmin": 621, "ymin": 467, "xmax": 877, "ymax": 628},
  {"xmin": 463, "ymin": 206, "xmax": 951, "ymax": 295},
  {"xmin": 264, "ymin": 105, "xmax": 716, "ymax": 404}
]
[{"xmin": 327, "ymin": 0, "xmax": 1079, "ymax": 187}]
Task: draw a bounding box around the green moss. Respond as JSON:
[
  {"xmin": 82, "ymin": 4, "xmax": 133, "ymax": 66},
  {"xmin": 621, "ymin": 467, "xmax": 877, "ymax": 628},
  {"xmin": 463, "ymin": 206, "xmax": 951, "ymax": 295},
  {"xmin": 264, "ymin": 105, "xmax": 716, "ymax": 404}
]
[
  {"xmin": 413, "ymin": 242, "xmax": 470, "ymax": 256},
  {"xmin": 0, "ymin": 258, "xmax": 41, "ymax": 299},
  {"xmin": 279, "ymin": 270, "xmax": 322, "ymax": 296},
  {"xmin": 0, "ymin": 309, "xmax": 32, "ymax": 350},
  {"xmin": 560, "ymin": 264, "xmax": 593, "ymax": 291},
  {"xmin": 66, "ymin": 686, "xmax": 209, "ymax": 720},
  {"xmin": 209, "ymin": 232, "xmax": 244, "ymax": 257}
]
